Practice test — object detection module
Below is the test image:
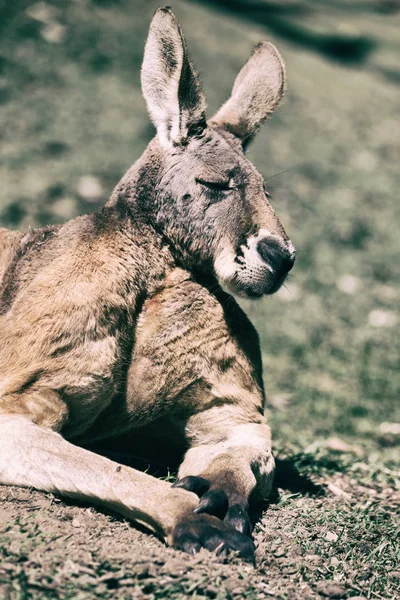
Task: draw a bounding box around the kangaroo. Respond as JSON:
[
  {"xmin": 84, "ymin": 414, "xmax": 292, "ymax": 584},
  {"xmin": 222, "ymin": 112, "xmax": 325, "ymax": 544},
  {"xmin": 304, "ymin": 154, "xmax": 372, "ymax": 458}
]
[{"xmin": 0, "ymin": 8, "xmax": 295, "ymax": 560}]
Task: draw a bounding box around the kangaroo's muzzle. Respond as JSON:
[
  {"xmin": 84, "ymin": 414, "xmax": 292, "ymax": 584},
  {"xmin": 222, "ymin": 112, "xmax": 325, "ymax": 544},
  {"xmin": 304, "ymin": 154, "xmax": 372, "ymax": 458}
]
[
  {"xmin": 231, "ymin": 232, "xmax": 295, "ymax": 298},
  {"xmin": 257, "ymin": 236, "xmax": 295, "ymax": 280}
]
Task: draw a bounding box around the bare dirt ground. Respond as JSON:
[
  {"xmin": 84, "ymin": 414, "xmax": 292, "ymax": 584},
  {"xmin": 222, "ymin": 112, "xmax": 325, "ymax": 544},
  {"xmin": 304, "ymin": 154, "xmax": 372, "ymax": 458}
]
[{"xmin": 1, "ymin": 457, "xmax": 399, "ymax": 599}]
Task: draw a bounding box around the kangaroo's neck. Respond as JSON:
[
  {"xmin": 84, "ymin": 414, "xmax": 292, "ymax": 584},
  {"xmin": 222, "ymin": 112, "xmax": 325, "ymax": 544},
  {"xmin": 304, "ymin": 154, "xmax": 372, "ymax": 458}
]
[
  {"xmin": 100, "ymin": 140, "xmax": 177, "ymax": 297},
  {"xmin": 105, "ymin": 139, "xmax": 209, "ymax": 289},
  {"xmin": 106, "ymin": 138, "xmax": 161, "ymax": 213}
]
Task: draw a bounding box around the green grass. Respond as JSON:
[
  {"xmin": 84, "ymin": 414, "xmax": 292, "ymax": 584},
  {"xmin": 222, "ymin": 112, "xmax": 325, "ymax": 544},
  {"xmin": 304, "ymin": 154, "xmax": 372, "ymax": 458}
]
[{"xmin": 0, "ymin": 1, "xmax": 399, "ymax": 598}]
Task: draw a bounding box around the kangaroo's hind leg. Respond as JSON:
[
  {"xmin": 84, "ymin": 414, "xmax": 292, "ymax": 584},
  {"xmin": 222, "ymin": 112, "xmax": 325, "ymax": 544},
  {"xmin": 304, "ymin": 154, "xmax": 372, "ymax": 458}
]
[
  {"xmin": 0, "ymin": 391, "xmax": 254, "ymax": 559},
  {"xmin": 0, "ymin": 406, "xmax": 200, "ymax": 543}
]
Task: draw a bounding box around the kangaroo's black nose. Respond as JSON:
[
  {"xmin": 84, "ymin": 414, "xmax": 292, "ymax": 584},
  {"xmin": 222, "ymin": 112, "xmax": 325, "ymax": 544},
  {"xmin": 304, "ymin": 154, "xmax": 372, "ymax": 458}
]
[{"xmin": 257, "ymin": 238, "xmax": 295, "ymax": 275}]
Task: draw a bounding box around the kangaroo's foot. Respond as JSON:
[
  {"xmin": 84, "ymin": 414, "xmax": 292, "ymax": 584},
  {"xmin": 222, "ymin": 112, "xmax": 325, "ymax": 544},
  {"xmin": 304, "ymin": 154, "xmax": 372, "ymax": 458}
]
[
  {"xmin": 171, "ymin": 512, "xmax": 255, "ymax": 561},
  {"xmin": 173, "ymin": 475, "xmax": 252, "ymax": 536}
]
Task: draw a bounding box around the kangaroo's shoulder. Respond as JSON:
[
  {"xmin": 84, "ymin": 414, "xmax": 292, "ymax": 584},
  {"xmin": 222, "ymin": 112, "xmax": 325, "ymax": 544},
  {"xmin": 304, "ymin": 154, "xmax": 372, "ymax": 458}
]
[{"xmin": 0, "ymin": 215, "xmax": 103, "ymax": 316}]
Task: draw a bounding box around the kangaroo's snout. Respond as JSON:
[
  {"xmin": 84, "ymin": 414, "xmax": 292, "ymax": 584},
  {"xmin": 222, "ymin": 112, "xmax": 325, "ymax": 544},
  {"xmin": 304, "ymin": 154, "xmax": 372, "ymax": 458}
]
[
  {"xmin": 257, "ymin": 237, "xmax": 295, "ymax": 278},
  {"xmin": 215, "ymin": 230, "xmax": 295, "ymax": 299}
]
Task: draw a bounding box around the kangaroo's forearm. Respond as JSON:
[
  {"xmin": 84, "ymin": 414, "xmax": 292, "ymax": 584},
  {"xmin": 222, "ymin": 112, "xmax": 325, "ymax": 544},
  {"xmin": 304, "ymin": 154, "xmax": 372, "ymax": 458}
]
[{"xmin": 179, "ymin": 407, "xmax": 274, "ymax": 502}]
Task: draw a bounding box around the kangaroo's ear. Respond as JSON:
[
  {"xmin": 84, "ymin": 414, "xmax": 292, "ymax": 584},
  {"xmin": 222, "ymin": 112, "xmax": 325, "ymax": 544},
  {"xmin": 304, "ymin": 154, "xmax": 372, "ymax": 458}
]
[
  {"xmin": 211, "ymin": 42, "xmax": 285, "ymax": 147},
  {"xmin": 141, "ymin": 7, "xmax": 206, "ymax": 147}
]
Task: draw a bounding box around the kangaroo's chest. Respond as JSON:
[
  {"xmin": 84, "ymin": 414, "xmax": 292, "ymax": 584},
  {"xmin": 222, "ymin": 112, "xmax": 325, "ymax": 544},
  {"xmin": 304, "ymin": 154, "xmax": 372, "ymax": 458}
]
[{"xmin": 121, "ymin": 273, "xmax": 261, "ymax": 425}]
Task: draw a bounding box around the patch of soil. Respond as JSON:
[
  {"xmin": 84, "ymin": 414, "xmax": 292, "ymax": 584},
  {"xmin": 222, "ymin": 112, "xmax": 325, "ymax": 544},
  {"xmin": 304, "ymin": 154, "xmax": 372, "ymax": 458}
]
[
  {"xmin": 0, "ymin": 484, "xmax": 311, "ymax": 600},
  {"xmin": 1, "ymin": 477, "xmax": 398, "ymax": 599}
]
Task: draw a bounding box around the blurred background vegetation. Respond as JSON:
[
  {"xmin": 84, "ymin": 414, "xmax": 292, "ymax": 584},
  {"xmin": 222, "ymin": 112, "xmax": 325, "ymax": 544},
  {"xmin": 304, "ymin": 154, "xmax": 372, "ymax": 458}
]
[{"xmin": 0, "ymin": 0, "xmax": 399, "ymax": 474}]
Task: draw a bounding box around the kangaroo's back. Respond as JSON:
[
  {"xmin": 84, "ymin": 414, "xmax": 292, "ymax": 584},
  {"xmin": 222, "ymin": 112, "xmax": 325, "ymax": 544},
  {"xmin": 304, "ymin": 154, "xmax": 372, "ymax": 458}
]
[
  {"xmin": 0, "ymin": 228, "xmax": 23, "ymax": 291},
  {"xmin": 0, "ymin": 225, "xmax": 64, "ymax": 316}
]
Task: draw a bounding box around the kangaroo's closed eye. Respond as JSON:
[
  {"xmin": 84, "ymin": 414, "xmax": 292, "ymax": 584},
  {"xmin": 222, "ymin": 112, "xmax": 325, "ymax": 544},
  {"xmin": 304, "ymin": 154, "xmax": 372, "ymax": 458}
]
[{"xmin": 196, "ymin": 178, "xmax": 232, "ymax": 192}]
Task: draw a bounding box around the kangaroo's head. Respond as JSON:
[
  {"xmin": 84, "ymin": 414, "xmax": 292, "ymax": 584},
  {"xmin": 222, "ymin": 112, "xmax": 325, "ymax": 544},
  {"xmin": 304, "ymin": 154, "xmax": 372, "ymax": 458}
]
[{"xmin": 139, "ymin": 7, "xmax": 295, "ymax": 298}]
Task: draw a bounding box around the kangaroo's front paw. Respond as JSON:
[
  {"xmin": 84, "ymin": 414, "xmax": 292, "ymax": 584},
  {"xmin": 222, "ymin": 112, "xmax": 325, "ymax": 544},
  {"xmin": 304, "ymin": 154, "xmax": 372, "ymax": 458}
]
[
  {"xmin": 172, "ymin": 476, "xmax": 252, "ymax": 536},
  {"xmin": 171, "ymin": 513, "xmax": 255, "ymax": 561}
]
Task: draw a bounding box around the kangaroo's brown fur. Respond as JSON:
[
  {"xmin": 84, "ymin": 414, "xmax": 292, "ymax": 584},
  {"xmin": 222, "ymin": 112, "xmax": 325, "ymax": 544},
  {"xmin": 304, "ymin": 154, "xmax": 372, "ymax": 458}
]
[{"xmin": 0, "ymin": 8, "xmax": 295, "ymax": 559}]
